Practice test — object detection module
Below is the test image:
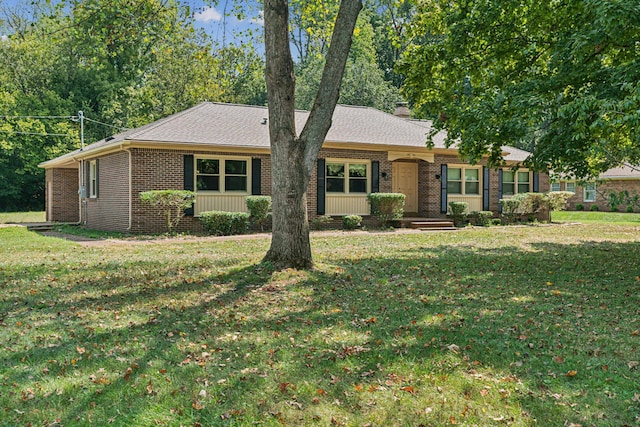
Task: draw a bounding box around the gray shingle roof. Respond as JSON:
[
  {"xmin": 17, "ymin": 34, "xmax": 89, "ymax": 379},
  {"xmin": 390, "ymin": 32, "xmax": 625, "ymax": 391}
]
[
  {"xmin": 599, "ymin": 164, "xmax": 640, "ymax": 179},
  {"xmin": 42, "ymin": 102, "xmax": 454, "ymax": 167}
]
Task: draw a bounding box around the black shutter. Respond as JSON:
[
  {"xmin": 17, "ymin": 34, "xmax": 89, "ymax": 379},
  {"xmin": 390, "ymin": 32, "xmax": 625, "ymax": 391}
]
[
  {"xmin": 184, "ymin": 155, "xmax": 194, "ymax": 216},
  {"xmin": 440, "ymin": 164, "xmax": 448, "ymax": 214},
  {"xmin": 533, "ymin": 172, "xmax": 540, "ymax": 192},
  {"xmin": 483, "ymin": 166, "xmax": 490, "ymax": 211},
  {"xmin": 498, "ymin": 169, "xmax": 503, "ymax": 213},
  {"xmin": 371, "ymin": 161, "xmax": 380, "ymax": 193},
  {"xmin": 94, "ymin": 159, "xmax": 99, "ymax": 198},
  {"xmin": 317, "ymin": 159, "xmax": 325, "ymax": 215},
  {"xmin": 251, "ymin": 158, "xmax": 261, "ymax": 195}
]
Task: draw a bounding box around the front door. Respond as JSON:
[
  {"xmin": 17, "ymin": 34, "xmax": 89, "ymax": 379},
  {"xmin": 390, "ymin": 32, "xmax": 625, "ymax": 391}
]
[{"xmin": 392, "ymin": 162, "xmax": 419, "ymax": 213}]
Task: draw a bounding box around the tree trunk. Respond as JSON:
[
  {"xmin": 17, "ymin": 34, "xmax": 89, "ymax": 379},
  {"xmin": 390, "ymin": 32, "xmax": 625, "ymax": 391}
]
[{"xmin": 263, "ymin": 0, "xmax": 362, "ymax": 269}]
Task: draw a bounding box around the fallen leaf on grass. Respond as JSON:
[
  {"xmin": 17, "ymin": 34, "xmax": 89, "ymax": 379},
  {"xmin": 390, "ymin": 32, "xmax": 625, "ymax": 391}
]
[
  {"xmin": 400, "ymin": 386, "xmax": 417, "ymax": 394},
  {"xmin": 628, "ymin": 361, "xmax": 639, "ymax": 370},
  {"xmin": 552, "ymin": 356, "xmax": 564, "ymax": 363},
  {"xmin": 566, "ymin": 370, "xmax": 578, "ymax": 377}
]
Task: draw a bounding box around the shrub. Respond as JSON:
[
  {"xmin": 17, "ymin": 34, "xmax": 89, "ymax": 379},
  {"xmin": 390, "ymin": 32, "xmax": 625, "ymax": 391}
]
[
  {"xmin": 546, "ymin": 191, "xmax": 574, "ymax": 221},
  {"xmin": 246, "ymin": 196, "xmax": 271, "ymax": 231},
  {"xmin": 590, "ymin": 204, "xmax": 599, "ymax": 211},
  {"xmin": 499, "ymin": 198, "xmax": 521, "ymax": 224},
  {"xmin": 515, "ymin": 192, "xmax": 546, "ymax": 216},
  {"xmin": 575, "ymin": 203, "xmax": 584, "ymax": 211},
  {"xmin": 139, "ymin": 190, "xmax": 195, "ymax": 232},
  {"xmin": 199, "ymin": 211, "xmax": 250, "ymax": 236},
  {"xmin": 311, "ymin": 215, "xmax": 333, "ymax": 230},
  {"xmin": 468, "ymin": 210, "xmax": 493, "ymax": 227},
  {"xmin": 367, "ymin": 193, "xmax": 405, "ymax": 226},
  {"xmin": 448, "ymin": 201, "xmax": 468, "ymax": 227},
  {"xmin": 342, "ymin": 215, "xmax": 362, "ymax": 230},
  {"xmin": 626, "ymin": 205, "xmax": 634, "ymax": 213},
  {"xmin": 491, "ymin": 218, "xmax": 502, "ymax": 226}
]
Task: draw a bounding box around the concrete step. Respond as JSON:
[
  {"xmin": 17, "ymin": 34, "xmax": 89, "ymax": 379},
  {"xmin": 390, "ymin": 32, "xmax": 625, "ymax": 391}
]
[
  {"xmin": 25, "ymin": 223, "xmax": 56, "ymax": 232},
  {"xmin": 417, "ymin": 226, "xmax": 458, "ymax": 232},
  {"xmin": 410, "ymin": 221, "xmax": 455, "ymax": 229}
]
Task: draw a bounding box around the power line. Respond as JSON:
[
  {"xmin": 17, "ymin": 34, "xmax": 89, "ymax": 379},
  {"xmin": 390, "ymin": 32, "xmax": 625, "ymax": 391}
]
[
  {"xmin": 0, "ymin": 129, "xmax": 71, "ymax": 137},
  {"xmin": 84, "ymin": 116, "xmax": 129, "ymax": 132},
  {"xmin": 0, "ymin": 115, "xmax": 74, "ymax": 120}
]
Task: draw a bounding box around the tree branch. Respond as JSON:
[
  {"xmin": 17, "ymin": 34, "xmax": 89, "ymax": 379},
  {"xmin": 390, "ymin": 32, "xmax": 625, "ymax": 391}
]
[{"xmin": 300, "ymin": 0, "xmax": 363, "ymax": 176}]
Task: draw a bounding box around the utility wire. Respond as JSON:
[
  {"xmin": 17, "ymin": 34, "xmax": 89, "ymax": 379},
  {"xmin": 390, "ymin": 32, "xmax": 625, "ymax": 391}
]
[
  {"xmin": 84, "ymin": 116, "xmax": 129, "ymax": 132},
  {"xmin": 0, "ymin": 129, "xmax": 71, "ymax": 137},
  {"xmin": 0, "ymin": 115, "xmax": 74, "ymax": 120}
]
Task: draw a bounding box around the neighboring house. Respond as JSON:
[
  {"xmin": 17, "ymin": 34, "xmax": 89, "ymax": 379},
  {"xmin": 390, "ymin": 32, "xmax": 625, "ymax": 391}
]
[
  {"xmin": 553, "ymin": 165, "xmax": 640, "ymax": 211},
  {"xmin": 40, "ymin": 102, "xmax": 549, "ymax": 233}
]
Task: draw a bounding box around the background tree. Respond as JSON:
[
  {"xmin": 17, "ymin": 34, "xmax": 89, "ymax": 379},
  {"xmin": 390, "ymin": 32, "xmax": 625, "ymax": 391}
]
[
  {"xmin": 263, "ymin": 0, "xmax": 362, "ymax": 269},
  {"xmin": 400, "ymin": 0, "xmax": 640, "ymax": 178}
]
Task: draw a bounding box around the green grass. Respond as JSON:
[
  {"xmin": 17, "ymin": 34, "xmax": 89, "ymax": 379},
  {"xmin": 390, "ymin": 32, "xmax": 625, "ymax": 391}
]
[
  {"xmin": 553, "ymin": 210, "xmax": 640, "ymax": 225},
  {"xmin": 1, "ymin": 224, "xmax": 639, "ymax": 426},
  {"xmin": 0, "ymin": 211, "xmax": 45, "ymax": 223}
]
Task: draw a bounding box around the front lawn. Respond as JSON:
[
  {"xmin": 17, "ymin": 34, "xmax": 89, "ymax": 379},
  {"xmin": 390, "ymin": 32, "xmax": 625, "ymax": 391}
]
[
  {"xmin": 1, "ymin": 224, "xmax": 639, "ymax": 426},
  {"xmin": 0, "ymin": 211, "xmax": 45, "ymax": 223},
  {"xmin": 552, "ymin": 210, "xmax": 640, "ymax": 225}
]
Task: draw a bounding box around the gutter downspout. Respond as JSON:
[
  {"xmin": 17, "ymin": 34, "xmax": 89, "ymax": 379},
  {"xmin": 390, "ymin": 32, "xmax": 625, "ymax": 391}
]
[{"xmin": 121, "ymin": 144, "xmax": 132, "ymax": 231}]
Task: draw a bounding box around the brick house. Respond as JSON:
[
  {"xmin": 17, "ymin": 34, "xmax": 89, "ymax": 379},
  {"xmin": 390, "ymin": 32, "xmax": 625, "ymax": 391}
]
[
  {"xmin": 552, "ymin": 165, "xmax": 640, "ymax": 211},
  {"xmin": 40, "ymin": 102, "xmax": 549, "ymax": 233}
]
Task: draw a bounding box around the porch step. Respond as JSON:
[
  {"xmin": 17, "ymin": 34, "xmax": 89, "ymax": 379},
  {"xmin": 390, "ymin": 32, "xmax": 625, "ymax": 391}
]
[
  {"xmin": 25, "ymin": 222, "xmax": 56, "ymax": 232},
  {"xmin": 416, "ymin": 226, "xmax": 458, "ymax": 232},
  {"xmin": 409, "ymin": 220, "xmax": 455, "ymax": 229}
]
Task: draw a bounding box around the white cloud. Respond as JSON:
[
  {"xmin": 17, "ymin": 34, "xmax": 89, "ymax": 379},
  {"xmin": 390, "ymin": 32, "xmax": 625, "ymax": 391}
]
[
  {"xmin": 194, "ymin": 7, "xmax": 222, "ymax": 23},
  {"xmin": 250, "ymin": 11, "xmax": 264, "ymax": 26}
]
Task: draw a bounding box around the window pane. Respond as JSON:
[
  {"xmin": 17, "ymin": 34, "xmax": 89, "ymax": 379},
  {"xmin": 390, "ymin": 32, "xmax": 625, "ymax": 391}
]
[
  {"xmin": 550, "ymin": 183, "xmax": 561, "ymax": 192},
  {"xmin": 566, "ymin": 182, "xmax": 576, "ymax": 192},
  {"xmin": 518, "ymin": 183, "xmax": 530, "ymax": 194},
  {"xmin": 465, "ymin": 182, "xmax": 480, "ymax": 195},
  {"xmin": 349, "ymin": 164, "xmax": 367, "ymax": 178},
  {"xmin": 518, "ymin": 172, "xmax": 529, "ymax": 183},
  {"xmin": 502, "ymin": 171, "xmax": 514, "ymax": 183},
  {"xmin": 327, "ymin": 177, "xmax": 345, "ymax": 193},
  {"xmin": 327, "ymin": 164, "xmax": 345, "ymax": 177},
  {"xmin": 502, "ymin": 183, "xmax": 515, "ymax": 196},
  {"xmin": 197, "ymin": 175, "xmax": 219, "ymax": 191},
  {"xmin": 349, "ymin": 178, "xmax": 367, "ymax": 193},
  {"xmin": 197, "ymin": 159, "xmax": 219, "ymax": 174},
  {"xmin": 447, "ymin": 168, "xmax": 461, "ymax": 180},
  {"xmin": 465, "ymin": 169, "xmax": 479, "ymax": 181},
  {"xmin": 225, "ymin": 159, "xmax": 247, "ymax": 175},
  {"xmin": 447, "ymin": 181, "xmax": 462, "ymax": 194},
  {"xmin": 225, "ymin": 176, "xmax": 247, "ymax": 191}
]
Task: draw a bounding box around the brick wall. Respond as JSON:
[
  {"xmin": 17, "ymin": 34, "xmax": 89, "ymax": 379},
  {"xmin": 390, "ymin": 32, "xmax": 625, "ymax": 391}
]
[
  {"xmin": 564, "ymin": 179, "xmax": 640, "ymax": 211},
  {"xmin": 129, "ymin": 148, "xmax": 271, "ymax": 234},
  {"xmin": 46, "ymin": 168, "xmax": 79, "ymax": 223},
  {"xmin": 84, "ymin": 151, "xmax": 130, "ymax": 231}
]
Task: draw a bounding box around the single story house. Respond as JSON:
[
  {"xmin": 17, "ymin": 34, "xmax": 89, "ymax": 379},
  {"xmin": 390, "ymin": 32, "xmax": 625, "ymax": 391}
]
[
  {"xmin": 40, "ymin": 102, "xmax": 549, "ymax": 233},
  {"xmin": 553, "ymin": 165, "xmax": 640, "ymax": 211}
]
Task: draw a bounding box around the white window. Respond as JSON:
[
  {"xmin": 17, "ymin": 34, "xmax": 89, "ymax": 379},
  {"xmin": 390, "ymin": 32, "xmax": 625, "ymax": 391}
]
[
  {"xmin": 89, "ymin": 160, "xmax": 97, "ymax": 198},
  {"xmin": 550, "ymin": 182, "xmax": 561, "ymax": 192},
  {"xmin": 502, "ymin": 170, "xmax": 531, "ymax": 196},
  {"xmin": 565, "ymin": 182, "xmax": 576, "ymax": 193},
  {"xmin": 326, "ymin": 161, "xmax": 369, "ymax": 194},
  {"xmin": 447, "ymin": 167, "xmax": 481, "ymax": 195},
  {"xmin": 196, "ymin": 157, "xmax": 249, "ymax": 193},
  {"xmin": 584, "ymin": 182, "xmax": 596, "ymax": 202}
]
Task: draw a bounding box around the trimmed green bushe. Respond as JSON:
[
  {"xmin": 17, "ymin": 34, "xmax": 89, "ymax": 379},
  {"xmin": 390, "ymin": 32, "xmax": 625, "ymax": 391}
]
[
  {"xmin": 367, "ymin": 192, "xmax": 405, "ymax": 227},
  {"xmin": 139, "ymin": 190, "xmax": 195, "ymax": 232},
  {"xmin": 448, "ymin": 201, "xmax": 468, "ymax": 226},
  {"xmin": 246, "ymin": 196, "xmax": 272, "ymax": 231},
  {"xmin": 199, "ymin": 211, "xmax": 250, "ymax": 236},
  {"xmin": 342, "ymin": 214, "xmax": 362, "ymax": 230}
]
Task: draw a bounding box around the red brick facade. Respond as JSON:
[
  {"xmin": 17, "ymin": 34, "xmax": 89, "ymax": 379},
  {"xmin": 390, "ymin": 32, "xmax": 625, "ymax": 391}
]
[
  {"xmin": 560, "ymin": 179, "xmax": 640, "ymax": 212},
  {"xmin": 47, "ymin": 147, "xmax": 551, "ymax": 233},
  {"xmin": 45, "ymin": 168, "xmax": 79, "ymax": 223}
]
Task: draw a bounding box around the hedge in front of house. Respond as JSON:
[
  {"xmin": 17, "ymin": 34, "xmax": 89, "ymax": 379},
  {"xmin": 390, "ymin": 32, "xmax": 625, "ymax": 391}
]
[
  {"xmin": 367, "ymin": 192, "xmax": 405, "ymax": 226},
  {"xmin": 468, "ymin": 210, "xmax": 493, "ymax": 226},
  {"xmin": 199, "ymin": 211, "xmax": 250, "ymax": 236}
]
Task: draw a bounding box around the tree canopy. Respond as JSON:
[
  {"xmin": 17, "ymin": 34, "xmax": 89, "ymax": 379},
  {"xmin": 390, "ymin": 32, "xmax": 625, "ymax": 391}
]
[{"xmin": 401, "ymin": 0, "xmax": 640, "ymax": 178}]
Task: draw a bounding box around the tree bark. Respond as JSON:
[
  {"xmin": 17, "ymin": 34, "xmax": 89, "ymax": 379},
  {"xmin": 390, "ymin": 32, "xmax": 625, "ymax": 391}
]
[{"xmin": 263, "ymin": 0, "xmax": 362, "ymax": 269}]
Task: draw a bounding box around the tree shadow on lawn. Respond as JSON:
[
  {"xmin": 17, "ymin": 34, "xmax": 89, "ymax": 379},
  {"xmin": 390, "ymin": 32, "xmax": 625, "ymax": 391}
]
[{"xmin": 2, "ymin": 240, "xmax": 639, "ymax": 425}]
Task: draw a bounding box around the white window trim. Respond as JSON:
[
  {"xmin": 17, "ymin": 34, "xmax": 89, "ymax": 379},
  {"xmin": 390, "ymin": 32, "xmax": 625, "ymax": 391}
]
[
  {"xmin": 583, "ymin": 182, "xmax": 596, "ymax": 202},
  {"xmin": 565, "ymin": 181, "xmax": 576, "ymax": 193},
  {"xmin": 550, "ymin": 182, "xmax": 561, "ymax": 192},
  {"xmin": 502, "ymin": 169, "xmax": 532, "ymax": 196},
  {"xmin": 89, "ymin": 160, "xmax": 97, "ymax": 198},
  {"xmin": 325, "ymin": 158, "xmax": 371, "ymax": 195},
  {"xmin": 195, "ymin": 155, "xmax": 251, "ymax": 194},
  {"xmin": 447, "ymin": 165, "xmax": 482, "ymax": 196}
]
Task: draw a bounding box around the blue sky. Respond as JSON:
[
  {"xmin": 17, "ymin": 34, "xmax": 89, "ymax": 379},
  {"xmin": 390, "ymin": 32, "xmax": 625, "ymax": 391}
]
[{"xmin": 0, "ymin": 0, "xmax": 265, "ymax": 46}]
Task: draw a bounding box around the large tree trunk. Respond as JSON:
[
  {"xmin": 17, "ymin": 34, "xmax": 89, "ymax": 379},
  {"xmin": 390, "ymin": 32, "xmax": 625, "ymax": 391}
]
[{"xmin": 263, "ymin": 0, "xmax": 362, "ymax": 269}]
